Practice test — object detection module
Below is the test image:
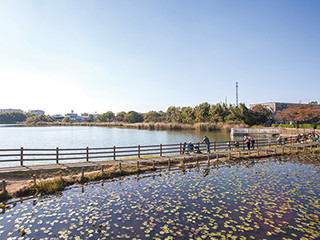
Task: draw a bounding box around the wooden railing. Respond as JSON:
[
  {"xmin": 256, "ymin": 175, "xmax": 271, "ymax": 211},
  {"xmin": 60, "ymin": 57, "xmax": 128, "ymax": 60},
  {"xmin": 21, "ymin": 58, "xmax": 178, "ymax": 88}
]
[{"xmin": 0, "ymin": 137, "xmax": 299, "ymax": 167}]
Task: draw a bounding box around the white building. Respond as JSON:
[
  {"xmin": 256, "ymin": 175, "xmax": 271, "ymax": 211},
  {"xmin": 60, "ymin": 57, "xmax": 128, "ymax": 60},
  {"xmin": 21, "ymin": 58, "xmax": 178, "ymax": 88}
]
[{"xmin": 30, "ymin": 110, "xmax": 45, "ymax": 115}]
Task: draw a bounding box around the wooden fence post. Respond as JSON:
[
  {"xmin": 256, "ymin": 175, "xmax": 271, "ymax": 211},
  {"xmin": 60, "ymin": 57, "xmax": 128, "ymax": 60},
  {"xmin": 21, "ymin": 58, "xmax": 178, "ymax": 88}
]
[
  {"xmin": 228, "ymin": 140, "xmax": 231, "ymax": 151},
  {"xmin": 207, "ymin": 154, "xmax": 210, "ymax": 164},
  {"xmin": 179, "ymin": 143, "xmax": 182, "ymax": 155},
  {"xmin": 216, "ymin": 153, "xmax": 219, "ymax": 161},
  {"xmin": 168, "ymin": 159, "xmax": 171, "ymax": 169},
  {"xmin": 119, "ymin": 162, "xmax": 122, "ymax": 171},
  {"xmin": 256, "ymin": 139, "xmax": 259, "ymax": 149},
  {"xmin": 33, "ymin": 174, "xmax": 36, "ymax": 185},
  {"xmin": 137, "ymin": 160, "xmax": 140, "ymax": 170},
  {"xmin": 153, "ymin": 160, "xmax": 156, "ymax": 170},
  {"xmin": 238, "ymin": 151, "xmax": 241, "ymax": 159},
  {"xmin": 113, "ymin": 146, "xmax": 116, "ymax": 160},
  {"xmin": 81, "ymin": 167, "xmax": 84, "ymax": 179},
  {"xmin": 86, "ymin": 147, "xmax": 89, "ymax": 162},
  {"xmin": 160, "ymin": 144, "xmax": 163, "ymax": 157},
  {"xmin": 20, "ymin": 147, "xmax": 24, "ymax": 166},
  {"xmin": 56, "ymin": 147, "xmax": 59, "ymax": 164},
  {"xmin": 101, "ymin": 165, "xmax": 104, "ymax": 175},
  {"xmin": 138, "ymin": 145, "xmax": 141, "ymax": 158},
  {"xmin": 2, "ymin": 180, "xmax": 6, "ymax": 192}
]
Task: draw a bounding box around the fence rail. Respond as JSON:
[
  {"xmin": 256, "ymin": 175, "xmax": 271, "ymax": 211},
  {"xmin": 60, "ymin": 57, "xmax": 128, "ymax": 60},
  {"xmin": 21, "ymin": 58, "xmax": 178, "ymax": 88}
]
[{"xmin": 0, "ymin": 136, "xmax": 301, "ymax": 167}]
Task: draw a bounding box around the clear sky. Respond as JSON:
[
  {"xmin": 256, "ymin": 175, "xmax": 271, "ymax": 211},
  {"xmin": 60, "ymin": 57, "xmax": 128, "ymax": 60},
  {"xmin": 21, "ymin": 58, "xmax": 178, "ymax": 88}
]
[{"xmin": 0, "ymin": 0, "xmax": 319, "ymax": 115}]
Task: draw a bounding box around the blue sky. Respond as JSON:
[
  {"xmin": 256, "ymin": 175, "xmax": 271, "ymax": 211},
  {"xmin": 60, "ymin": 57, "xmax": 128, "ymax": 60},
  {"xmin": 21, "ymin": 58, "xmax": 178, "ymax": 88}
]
[{"xmin": 0, "ymin": 0, "xmax": 319, "ymax": 115}]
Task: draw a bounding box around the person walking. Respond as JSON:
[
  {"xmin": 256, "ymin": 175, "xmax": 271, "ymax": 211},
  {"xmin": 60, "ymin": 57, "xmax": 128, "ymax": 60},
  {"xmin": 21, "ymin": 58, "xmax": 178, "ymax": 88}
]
[
  {"xmin": 249, "ymin": 136, "xmax": 255, "ymax": 150},
  {"xmin": 202, "ymin": 135, "xmax": 210, "ymax": 153},
  {"xmin": 244, "ymin": 135, "xmax": 251, "ymax": 150}
]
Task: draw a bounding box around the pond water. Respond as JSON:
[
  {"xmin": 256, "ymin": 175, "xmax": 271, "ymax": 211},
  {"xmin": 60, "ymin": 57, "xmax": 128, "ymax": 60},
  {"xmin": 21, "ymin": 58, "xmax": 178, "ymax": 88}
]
[
  {"xmin": 1, "ymin": 155, "xmax": 320, "ymax": 239},
  {"xmin": 0, "ymin": 126, "xmax": 237, "ymax": 149}
]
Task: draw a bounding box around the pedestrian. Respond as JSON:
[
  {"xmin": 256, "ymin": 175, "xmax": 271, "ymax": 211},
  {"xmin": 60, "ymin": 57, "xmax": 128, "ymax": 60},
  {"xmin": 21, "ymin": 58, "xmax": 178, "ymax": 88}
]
[
  {"xmin": 244, "ymin": 135, "xmax": 251, "ymax": 150},
  {"xmin": 201, "ymin": 135, "xmax": 210, "ymax": 153},
  {"xmin": 187, "ymin": 141, "xmax": 194, "ymax": 154},
  {"xmin": 182, "ymin": 142, "xmax": 187, "ymax": 154},
  {"xmin": 249, "ymin": 136, "xmax": 255, "ymax": 150}
]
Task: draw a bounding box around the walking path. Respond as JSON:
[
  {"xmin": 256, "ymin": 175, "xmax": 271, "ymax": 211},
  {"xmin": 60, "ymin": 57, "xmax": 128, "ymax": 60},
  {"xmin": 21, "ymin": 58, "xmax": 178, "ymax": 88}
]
[{"xmin": 1, "ymin": 141, "xmax": 318, "ymax": 174}]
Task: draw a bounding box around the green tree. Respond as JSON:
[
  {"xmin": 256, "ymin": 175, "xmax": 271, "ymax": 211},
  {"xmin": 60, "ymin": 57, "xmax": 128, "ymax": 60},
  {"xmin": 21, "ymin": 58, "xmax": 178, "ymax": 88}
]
[
  {"xmin": 125, "ymin": 111, "xmax": 144, "ymax": 123},
  {"xmin": 0, "ymin": 112, "xmax": 27, "ymax": 124},
  {"xmin": 181, "ymin": 106, "xmax": 195, "ymax": 124},
  {"xmin": 25, "ymin": 114, "xmax": 53, "ymax": 124},
  {"xmin": 165, "ymin": 106, "xmax": 182, "ymax": 123},
  {"xmin": 194, "ymin": 102, "xmax": 211, "ymax": 123},
  {"xmin": 116, "ymin": 111, "xmax": 127, "ymax": 122},
  {"xmin": 249, "ymin": 104, "xmax": 273, "ymax": 124},
  {"xmin": 88, "ymin": 114, "xmax": 94, "ymax": 122},
  {"xmin": 144, "ymin": 111, "xmax": 161, "ymax": 122},
  {"xmin": 97, "ymin": 111, "xmax": 115, "ymax": 122},
  {"xmin": 209, "ymin": 103, "xmax": 229, "ymax": 122}
]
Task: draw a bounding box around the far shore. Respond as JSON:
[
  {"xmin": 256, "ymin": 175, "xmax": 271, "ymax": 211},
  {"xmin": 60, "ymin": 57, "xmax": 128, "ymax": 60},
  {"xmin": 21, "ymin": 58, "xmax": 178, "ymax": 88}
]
[{"xmin": 24, "ymin": 121, "xmax": 248, "ymax": 132}]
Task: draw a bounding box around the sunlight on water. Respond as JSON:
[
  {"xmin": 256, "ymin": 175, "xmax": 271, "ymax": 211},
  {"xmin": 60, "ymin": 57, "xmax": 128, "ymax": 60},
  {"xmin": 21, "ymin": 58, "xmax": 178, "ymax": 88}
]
[{"xmin": 1, "ymin": 156, "xmax": 320, "ymax": 239}]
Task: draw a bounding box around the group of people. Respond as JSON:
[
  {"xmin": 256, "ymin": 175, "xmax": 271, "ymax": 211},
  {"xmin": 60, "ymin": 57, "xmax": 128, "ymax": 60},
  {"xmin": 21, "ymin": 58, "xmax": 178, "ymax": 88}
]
[
  {"xmin": 244, "ymin": 135, "xmax": 255, "ymax": 150},
  {"xmin": 182, "ymin": 135, "xmax": 211, "ymax": 154},
  {"xmin": 293, "ymin": 132, "xmax": 319, "ymax": 144}
]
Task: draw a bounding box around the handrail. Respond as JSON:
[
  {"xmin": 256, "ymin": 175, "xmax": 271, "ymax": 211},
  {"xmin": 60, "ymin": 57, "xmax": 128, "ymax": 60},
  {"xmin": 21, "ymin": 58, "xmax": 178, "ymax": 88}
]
[{"xmin": 0, "ymin": 136, "xmax": 308, "ymax": 167}]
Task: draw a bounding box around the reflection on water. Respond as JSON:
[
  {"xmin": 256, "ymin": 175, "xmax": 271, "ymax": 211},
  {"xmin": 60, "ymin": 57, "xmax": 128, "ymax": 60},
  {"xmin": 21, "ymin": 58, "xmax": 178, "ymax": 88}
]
[{"xmin": 1, "ymin": 156, "xmax": 320, "ymax": 239}]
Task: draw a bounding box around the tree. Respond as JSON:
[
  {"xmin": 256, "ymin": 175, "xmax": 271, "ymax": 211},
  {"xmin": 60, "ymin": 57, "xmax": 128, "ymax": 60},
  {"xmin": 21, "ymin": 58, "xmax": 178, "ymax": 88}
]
[
  {"xmin": 0, "ymin": 112, "xmax": 27, "ymax": 124},
  {"xmin": 165, "ymin": 106, "xmax": 182, "ymax": 123},
  {"xmin": 144, "ymin": 111, "xmax": 161, "ymax": 122},
  {"xmin": 276, "ymin": 104, "xmax": 320, "ymax": 124},
  {"xmin": 88, "ymin": 114, "xmax": 94, "ymax": 122},
  {"xmin": 249, "ymin": 104, "xmax": 273, "ymax": 124},
  {"xmin": 125, "ymin": 111, "xmax": 144, "ymax": 123},
  {"xmin": 25, "ymin": 114, "xmax": 53, "ymax": 124},
  {"xmin": 194, "ymin": 102, "xmax": 211, "ymax": 123},
  {"xmin": 97, "ymin": 111, "xmax": 115, "ymax": 122},
  {"xmin": 181, "ymin": 106, "xmax": 195, "ymax": 124},
  {"xmin": 116, "ymin": 111, "xmax": 127, "ymax": 122},
  {"xmin": 209, "ymin": 103, "xmax": 229, "ymax": 122}
]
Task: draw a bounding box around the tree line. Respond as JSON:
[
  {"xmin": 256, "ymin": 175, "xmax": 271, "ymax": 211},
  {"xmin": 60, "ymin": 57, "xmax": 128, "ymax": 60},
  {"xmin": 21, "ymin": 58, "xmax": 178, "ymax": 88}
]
[{"xmin": 97, "ymin": 102, "xmax": 273, "ymax": 126}]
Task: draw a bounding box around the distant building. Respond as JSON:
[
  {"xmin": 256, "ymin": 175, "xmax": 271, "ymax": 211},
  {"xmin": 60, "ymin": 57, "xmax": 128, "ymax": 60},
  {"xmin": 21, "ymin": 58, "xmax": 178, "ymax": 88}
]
[
  {"xmin": 0, "ymin": 108, "xmax": 24, "ymax": 113},
  {"xmin": 30, "ymin": 110, "xmax": 45, "ymax": 115}
]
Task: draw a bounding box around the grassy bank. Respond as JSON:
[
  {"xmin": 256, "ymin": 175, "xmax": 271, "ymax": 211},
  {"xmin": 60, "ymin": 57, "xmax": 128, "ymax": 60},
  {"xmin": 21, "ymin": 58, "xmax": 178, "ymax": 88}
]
[{"xmin": 28, "ymin": 121, "xmax": 248, "ymax": 132}]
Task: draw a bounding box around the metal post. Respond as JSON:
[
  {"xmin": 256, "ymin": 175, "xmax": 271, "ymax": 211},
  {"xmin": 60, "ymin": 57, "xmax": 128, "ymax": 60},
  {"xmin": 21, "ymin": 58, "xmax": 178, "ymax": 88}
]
[
  {"xmin": 56, "ymin": 147, "xmax": 59, "ymax": 164},
  {"xmin": 20, "ymin": 147, "xmax": 24, "ymax": 166}
]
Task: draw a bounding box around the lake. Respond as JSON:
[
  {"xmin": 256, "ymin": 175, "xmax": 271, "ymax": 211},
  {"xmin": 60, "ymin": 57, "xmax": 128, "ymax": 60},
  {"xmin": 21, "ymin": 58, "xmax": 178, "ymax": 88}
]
[
  {"xmin": 1, "ymin": 155, "xmax": 319, "ymax": 239},
  {"xmin": 0, "ymin": 126, "xmax": 237, "ymax": 149}
]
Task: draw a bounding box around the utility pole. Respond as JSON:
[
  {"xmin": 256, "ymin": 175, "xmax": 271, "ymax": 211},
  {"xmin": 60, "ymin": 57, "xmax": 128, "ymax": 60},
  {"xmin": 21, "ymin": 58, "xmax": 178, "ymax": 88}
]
[{"xmin": 236, "ymin": 82, "xmax": 239, "ymax": 106}]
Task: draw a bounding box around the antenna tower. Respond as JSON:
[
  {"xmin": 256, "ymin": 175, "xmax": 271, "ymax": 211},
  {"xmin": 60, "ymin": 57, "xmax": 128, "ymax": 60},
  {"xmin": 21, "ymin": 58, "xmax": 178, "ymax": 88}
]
[{"xmin": 236, "ymin": 82, "xmax": 239, "ymax": 106}]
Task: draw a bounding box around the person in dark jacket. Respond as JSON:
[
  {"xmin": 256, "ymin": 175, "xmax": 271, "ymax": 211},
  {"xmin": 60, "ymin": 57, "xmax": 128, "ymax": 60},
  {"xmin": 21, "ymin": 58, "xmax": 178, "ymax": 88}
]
[{"xmin": 201, "ymin": 135, "xmax": 210, "ymax": 153}]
